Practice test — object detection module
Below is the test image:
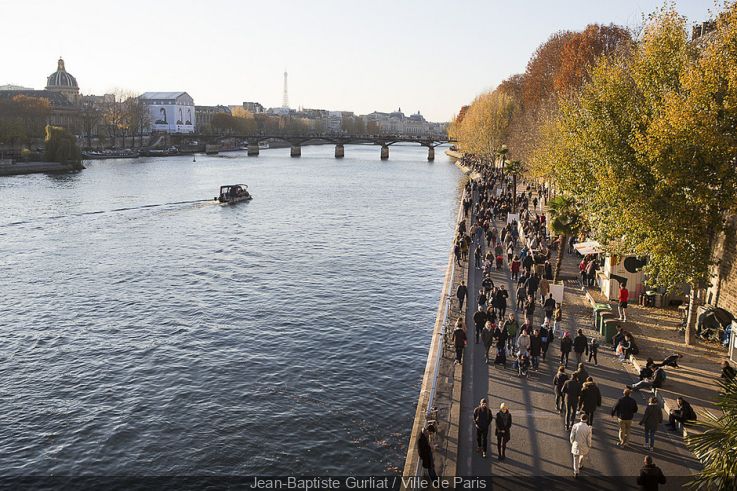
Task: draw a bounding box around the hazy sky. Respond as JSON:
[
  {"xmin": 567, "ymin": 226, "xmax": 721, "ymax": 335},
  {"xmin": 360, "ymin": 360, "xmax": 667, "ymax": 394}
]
[{"xmin": 1, "ymin": 0, "xmax": 719, "ymax": 121}]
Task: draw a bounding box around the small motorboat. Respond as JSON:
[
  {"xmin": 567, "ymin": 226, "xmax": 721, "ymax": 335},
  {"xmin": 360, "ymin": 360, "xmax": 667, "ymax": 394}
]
[{"xmin": 216, "ymin": 184, "xmax": 253, "ymax": 204}]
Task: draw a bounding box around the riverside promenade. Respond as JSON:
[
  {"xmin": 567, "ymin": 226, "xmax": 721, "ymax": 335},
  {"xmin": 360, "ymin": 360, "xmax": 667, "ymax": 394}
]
[{"xmin": 455, "ymin": 181, "xmax": 702, "ymax": 488}]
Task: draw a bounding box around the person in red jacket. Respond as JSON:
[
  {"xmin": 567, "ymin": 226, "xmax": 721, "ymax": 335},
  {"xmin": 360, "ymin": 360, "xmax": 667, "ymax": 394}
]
[{"xmin": 618, "ymin": 283, "xmax": 629, "ymax": 322}]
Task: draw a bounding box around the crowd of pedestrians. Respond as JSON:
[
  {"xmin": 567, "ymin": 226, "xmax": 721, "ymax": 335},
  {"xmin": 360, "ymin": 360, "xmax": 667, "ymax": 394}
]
[{"xmin": 420, "ymin": 162, "xmax": 672, "ymax": 486}]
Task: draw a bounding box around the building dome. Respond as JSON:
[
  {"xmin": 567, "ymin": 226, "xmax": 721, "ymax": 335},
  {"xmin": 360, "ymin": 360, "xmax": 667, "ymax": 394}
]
[{"xmin": 46, "ymin": 58, "xmax": 78, "ymax": 89}]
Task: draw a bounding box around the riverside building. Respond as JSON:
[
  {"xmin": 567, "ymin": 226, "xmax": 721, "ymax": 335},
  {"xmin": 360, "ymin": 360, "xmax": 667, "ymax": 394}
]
[{"xmin": 139, "ymin": 92, "xmax": 196, "ymax": 134}]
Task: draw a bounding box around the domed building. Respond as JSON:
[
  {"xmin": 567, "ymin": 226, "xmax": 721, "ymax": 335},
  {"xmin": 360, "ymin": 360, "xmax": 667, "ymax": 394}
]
[{"xmin": 45, "ymin": 58, "xmax": 79, "ymax": 105}]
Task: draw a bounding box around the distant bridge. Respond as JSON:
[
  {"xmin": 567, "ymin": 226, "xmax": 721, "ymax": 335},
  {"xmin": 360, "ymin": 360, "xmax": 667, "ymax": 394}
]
[{"xmin": 167, "ymin": 133, "xmax": 454, "ymax": 160}]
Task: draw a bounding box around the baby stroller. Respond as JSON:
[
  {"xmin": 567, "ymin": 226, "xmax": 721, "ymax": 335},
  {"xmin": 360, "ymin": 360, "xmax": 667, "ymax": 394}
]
[
  {"xmin": 494, "ymin": 346, "xmax": 507, "ymax": 367},
  {"xmin": 517, "ymin": 354, "xmax": 531, "ymax": 378}
]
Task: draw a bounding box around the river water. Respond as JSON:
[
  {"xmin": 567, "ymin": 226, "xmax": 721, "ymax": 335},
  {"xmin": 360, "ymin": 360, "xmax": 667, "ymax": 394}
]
[{"xmin": 0, "ymin": 144, "xmax": 462, "ymax": 475}]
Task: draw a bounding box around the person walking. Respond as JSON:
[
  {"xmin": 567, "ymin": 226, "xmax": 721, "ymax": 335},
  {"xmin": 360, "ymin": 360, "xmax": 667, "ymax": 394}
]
[
  {"xmin": 511, "ymin": 255, "xmax": 521, "ymax": 281},
  {"xmin": 578, "ymin": 377, "xmax": 602, "ymax": 425},
  {"xmin": 515, "ymin": 284, "xmax": 526, "ymax": 312},
  {"xmin": 456, "ymin": 281, "xmax": 468, "ymax": 311},
  {"xmin": 473, "ymin": 399, "xmax": 492, "ymax": 458},
  {"xmin": 588, "ymin": 338, "xmax": 599, "ymax": 366},
  {"xmin": 540, "ymin": 321, "xmax": 551, "ymax": 361},
  {"xmin": 473, "ymin": 306, "xmax": 487, "ymax": 345},
  {"xmin": 639, "ymin": 396, "xmax": 663, "ymax": 451},
  {"xmin": 460, "ymin": 237, "xmax": 469, "ymax": 262},
  {"xmin": 562, "ymin": 374, "xmax": 582, "ymax": 430},
  {"xmin": 539, "ymin": 277, "xmax": 550, "ymax": 306},
  {"xmin": 553, "ymin": 366, "xmax": 569, "ymax": 413},
  {"xmin": 478, "ymin": 288, "xmax": 488, "ymax": 311},
  {"xmin": 417, "ymin": 424, "xmax": 438, "ymax": 481},
  {"xmin": 474, "ymin": 244, "xmax": 482, "ymax": 269},
  {"xmin": 530, "ymin": 328, "xmax": 542, "ymax": 370},
  {"xmin": 495, "ymin": 403, "xmax": 512, "ymax": 461},
  {"xmin": 612, "ymin": 388, "xmax": 638, "ymax": 447},
  {"xmin": 560, "ymin": 331, "xmax": 573, "ymax": 368},
  {"xmin": 618, "ymin": 283, "xmax": 629, "ymax": 321},
  {"xmin": 481, "ymin": 321, "xmax": 495, "ymax": 364},
  {"xmin": 573, "ymin": 329, "xmax": 588, "ymax": 366},
  {"xmin": 553, "ymin": 303, "xmax": 563, "ymax": 337},
  {"xmin": 504, "ymin": 314, "xmax": 518, "ymax": 353},
  {"xmin": 570, "ymin": 414, "xmax": 592, "ymax": 478},
  {"xmin": 524, "ymin": 295, "xmax": 536, "ymax": 324},
  {"xmin": 452, "ymin": 321, "xmax": 467, "ymax": 365},
  {"xmin": 637, "ymin": 455, "xmax": 667, "ymax": 490},
  {"xmin": 496, "ymin": 286, "xmax": 508, "ymax": 318},
  {"xmin": 517, "ymin": 328, "xmax": 531, "ymax": 357},
  {"xmin": 573, "ymin": 363, "xmax": 589, "ymax": 385},
  {"xmin": 543, "ymin": 293, "xmax": 556, "ymax": 322}
]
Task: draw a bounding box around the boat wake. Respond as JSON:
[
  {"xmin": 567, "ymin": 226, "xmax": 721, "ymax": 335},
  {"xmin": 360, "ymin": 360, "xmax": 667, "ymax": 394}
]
[{"xmin": 1, "ymin": 199, "xmax": 215, "ymax": 228}]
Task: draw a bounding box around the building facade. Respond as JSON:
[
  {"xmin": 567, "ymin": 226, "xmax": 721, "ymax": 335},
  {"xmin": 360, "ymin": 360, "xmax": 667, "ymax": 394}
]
[
  {"xmin": 0, "ymin": 58, "xmax": 83, "ymax": 133},
  {"xmin": 139, "ymin": 92, "xmax": 195, "ymax": 134},
  {"xmin": 706, "ymin": 215, "xmax": 737, "ymax": 316},
  {"xmin": 195, "ymin": 105, "xmax": 231, "ymax": 133}
]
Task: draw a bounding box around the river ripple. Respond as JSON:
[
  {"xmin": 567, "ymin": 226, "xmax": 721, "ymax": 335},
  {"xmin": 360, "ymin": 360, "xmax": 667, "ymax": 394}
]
[{"xmin": 0, "ymin": 143, "xmax": 462, "ymax": 475}]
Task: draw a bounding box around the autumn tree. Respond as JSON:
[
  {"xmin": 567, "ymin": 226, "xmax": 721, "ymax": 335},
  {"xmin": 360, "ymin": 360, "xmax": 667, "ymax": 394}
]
[
  {"xmin": 0, "ymin": 95, "xmax": 51, "ymax": 148},
  {"xmin": 541, "ymin": 6, "xmax": 737, "ymax": 344},
  {"xmin": 450, "ymin": 90, "xmax": 516, "ymax": 160}
]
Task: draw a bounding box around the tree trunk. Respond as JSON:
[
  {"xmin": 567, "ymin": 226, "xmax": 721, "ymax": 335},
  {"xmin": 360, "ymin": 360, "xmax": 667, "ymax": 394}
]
[
  {"xmin": 513, "ymin": 174, "xmax": 517, "ymax": 209},
  {"xmin": 553, "ymin": 233, "xmax": 566, "ymax": 283},
  {"xmin": 685, "ymin": 283, "xmax": 698, "ymax": 346}
]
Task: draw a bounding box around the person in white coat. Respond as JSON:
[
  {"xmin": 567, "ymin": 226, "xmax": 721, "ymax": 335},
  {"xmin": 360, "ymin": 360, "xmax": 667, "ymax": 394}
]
[{"xmin": 570, "ymin": 413, "xmax": 592, "ymax": 477}]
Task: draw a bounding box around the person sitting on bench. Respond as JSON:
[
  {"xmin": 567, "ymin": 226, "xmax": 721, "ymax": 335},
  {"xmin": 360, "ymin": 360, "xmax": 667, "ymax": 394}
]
[
  {"xmin": 639, "ymin": 358, "xmax": 655, "ymax": 380},
  {"xmin": 611, "ymin": 327, "xmax": 626, "ymax": 351},
  {"xmin": 627, "ymin": 367, "xmax": 666, "ymax": 392},
  {"xmin": 722, "ymin": 360, "xmax": 736, "ymax": 382},
  {"xmin": 654, "ymin": 353, "xmax": 682, "ymax": 369},
  {"xmin": 667, "ymin": 397, "xmax": 697, "ymax": 431}
]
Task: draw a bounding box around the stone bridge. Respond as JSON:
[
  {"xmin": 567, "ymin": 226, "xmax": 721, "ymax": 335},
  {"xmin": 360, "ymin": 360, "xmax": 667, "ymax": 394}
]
[{"xmin": 168, "ymin": 133, "xmax": 453, "ymax": 160}]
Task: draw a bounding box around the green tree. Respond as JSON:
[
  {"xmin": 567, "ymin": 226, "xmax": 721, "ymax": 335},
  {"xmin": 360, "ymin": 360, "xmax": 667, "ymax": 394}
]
[
  {"xmin": 686, "ymin": 378, "xmax": 737, "ymax": 489},
  {"xmin": 0, "ymin": 95, "xmax": 51, "ymax": 148},
  {"xmin": 546, "ymin": 6, "xmax": 737, "ymax": 343},
  {"xmin": 44, "ymin": 125, "xmax": 81, "ymax": 165},
  {"xmin": 547, "ymin": 195, "xmax": 584, "ymax": 283}
]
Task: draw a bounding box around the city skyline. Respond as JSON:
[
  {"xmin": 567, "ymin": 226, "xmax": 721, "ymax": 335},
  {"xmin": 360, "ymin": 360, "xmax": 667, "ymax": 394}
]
[{"xmin": 1, "ymin": 0, "xmax": 720, "ymax": 122}]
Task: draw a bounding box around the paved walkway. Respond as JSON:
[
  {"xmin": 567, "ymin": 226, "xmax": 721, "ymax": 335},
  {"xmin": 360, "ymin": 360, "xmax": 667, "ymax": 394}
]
[
  {"xmin": 455, "ymin": 182, "xmax": 701, "ymax": 487},
  {"xmin": 583, "ymin": 284, "xmax": 725, "ymax": 437}
]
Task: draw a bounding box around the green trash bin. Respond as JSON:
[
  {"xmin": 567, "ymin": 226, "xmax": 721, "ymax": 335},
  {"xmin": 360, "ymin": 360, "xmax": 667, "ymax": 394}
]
[
  {"xmin": 598, "ymin": 311, "xmax": 615, "ymax": 334},
  {"xmin": 602, "ymin": 318, "xmax": 621, "ymax": 344},
  {"xmin": 593, "ymin": 303, "xmax": 612, "ymax": 330}
]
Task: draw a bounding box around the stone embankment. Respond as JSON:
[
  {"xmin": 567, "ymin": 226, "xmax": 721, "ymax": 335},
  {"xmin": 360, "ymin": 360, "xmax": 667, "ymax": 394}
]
[
  {"xmin": 0, "ymin": 160, "xmax": 83, "ymax": 176},
  {"xmin": 403, "ymin": 163, "xmax": 469, "ymax": 481}
]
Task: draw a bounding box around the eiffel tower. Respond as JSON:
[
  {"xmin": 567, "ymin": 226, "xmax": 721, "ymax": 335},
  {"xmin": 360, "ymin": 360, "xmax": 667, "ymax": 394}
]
[{"xmin": 282, "ymin": 70, "xmax": 289, "ymax": 109}]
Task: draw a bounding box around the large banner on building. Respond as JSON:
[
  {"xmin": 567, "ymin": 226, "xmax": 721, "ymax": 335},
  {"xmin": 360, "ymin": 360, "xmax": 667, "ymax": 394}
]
[{"xmin": 149, "ymin": 104, "xmax": 195, "ymax": 133}]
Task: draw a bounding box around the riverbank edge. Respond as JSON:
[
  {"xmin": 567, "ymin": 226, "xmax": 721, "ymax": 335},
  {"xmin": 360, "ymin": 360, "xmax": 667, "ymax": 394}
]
[
  {"xmin": 0, "ymin": 161, "xmax": 84, "ymax": 176},
  {"xmin": 402, "ymin": 179, "xmax": 469, "ymax": 481}
]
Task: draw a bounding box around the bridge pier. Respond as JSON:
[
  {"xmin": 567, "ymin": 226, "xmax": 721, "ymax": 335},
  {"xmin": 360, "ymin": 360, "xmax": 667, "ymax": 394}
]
[
  {"xmin": 335, "ymin": 144, "xmax": 344, "ymax": 158},
  {"xmin": 380, "ymin": 145, "xmax": 389, "ymax": 160},
  {"xmin": 290, "ymin": 145, "xmax": 301, "ymax": 157},
  {"xmin": 247, "ymin": 142, "xmax": 260, "ymax": 156},
  {"xmin": 427, "ymin": 146, "xmax": 435, "ymax": 161}
]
